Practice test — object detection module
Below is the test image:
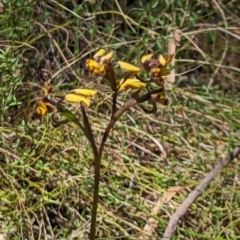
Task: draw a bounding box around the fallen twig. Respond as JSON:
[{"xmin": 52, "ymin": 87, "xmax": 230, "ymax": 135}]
[{"xmin": 162, "ymin": 146, "xmax": 240, "ymax": 240}]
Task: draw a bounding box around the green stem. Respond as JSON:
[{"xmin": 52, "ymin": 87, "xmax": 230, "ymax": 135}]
[
  {"xmin": 89, "ymin": 97, "xmax": 139, "ymax": 239},
  {"xmin": 90, "ymin": 123, "xmax": 112, "ymax": 240},
  {"xmin": 90, "ymin": 153, "xmax": 101, "ymax": 240}
]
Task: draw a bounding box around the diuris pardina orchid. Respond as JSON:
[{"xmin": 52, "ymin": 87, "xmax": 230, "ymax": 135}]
[{"xmin": 36, "ymin": 49, "xmax": 174, "ymax": 116}]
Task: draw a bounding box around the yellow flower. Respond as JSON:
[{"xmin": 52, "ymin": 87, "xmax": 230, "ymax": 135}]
[
  {"xmin": 86, "ymin": 59, "xmax": 106, "ymax": 76},
  {"xmin": 36, "ymin": 100, "xmax": 48, "ymax": 115},
  {"xmin": 86, "ymin": 49, "xmax": 114, "ymax": 76},
  {"xmin": 36, "ymin": 82, "xmax": 57, "ymax": 115},
  {"xmin": 117, "ymin": 61, "xmax": 141, "ymax": 73},
  {"xmin": 118, "ymin": 78, "xmax": 146, "ymax": 91},
  {"xmin": 144, "ymin": 54, "xmax": 174, "ymax": 86},
  {"xmin": 141, "ymin": 53, "xmax": 174, "ymax": 80},
  {"xmin": 36, "ymin": 99, "xmax": 57, "ymax": 115}
]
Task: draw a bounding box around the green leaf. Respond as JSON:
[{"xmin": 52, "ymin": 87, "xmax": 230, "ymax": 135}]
[{"xmin": 58, "ymin": 108, "xmax": 83, "ymax": 129}]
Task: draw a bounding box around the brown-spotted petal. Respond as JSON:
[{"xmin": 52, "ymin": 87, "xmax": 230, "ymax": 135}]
[
  {"xmin": 42, "ymin": 82, "xmax": 52, "ymax": 97},
  {"xmin": 36, "ymin": 100, "xmax": 48, "ymax": 115},
  {"xmin": 151, "ymin": 89, "xmax": 169, "ymax": 105},
  {"xmin": 165, "ymin": 54, "xmax": 175, "ymax": 67},
  {"xmin": 150, "ymin": 67, "xmax": 161, "ymax": 77},
  {"xmin": 156, "ymin": 77, "xmax": 165, "ymax": 86}
]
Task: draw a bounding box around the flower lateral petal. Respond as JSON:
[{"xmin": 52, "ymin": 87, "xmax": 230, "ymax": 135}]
[
  {"xmin": 158, "ymin": 54, "xmax": 167, "ymax": 67},
  {"xmin": 117, "ymin": 61, "xmax": 141, "ymax": 73},
  {"xmin": 100, "ymin": 51, "xmax": 114, "ymax": 63},
  {"xmin": 118, "ymin": 78, "xmax": 146, "ymax": 91},
  {"xmin": 93, "ymin": 49, "xmax": 106, "ymax": 60},
  {"xmin": 165, "ymin": 54, "xmax": 175, "ymax": 67},
  {"xmin": 71, "ymin": 89, "xmax": 98, "ymax": 97},
  {"xmin": 65, "ymin": 94, "xmax": 91, "ymax": 106},
  {"xmin": 141, "ymin": 53, "xmax": 154, "ymax": 64}
]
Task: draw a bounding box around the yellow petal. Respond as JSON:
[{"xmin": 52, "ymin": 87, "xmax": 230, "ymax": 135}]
[
  {"xmin": 38, "ymin": 100, "xmax": 47, "ymax": 108},
  {"xmin": 93, "ymin": 65, "xmax": 106, "ymax": 75},
  {"xmin": 158, "ymin": 54, "xmax": 167, "ymax": 67},
  {"xmin": 70, "ymin": 89, "xmax": 98, "ymax": 97},
  {"xmin": 36, "ymin": 106, "xmax": 47, "ymax": 115},
  {"xmin": 150, "ymin": 67, "xmax": 161, "ymax": 77},
  {"xmin": 165, "ymin": 54, "xmax": 174, "ymax": 67},
  {"xmin": 100, "ymin": 51, "xmax": 114, "ymax": 63},
  {"xmin": 65, "ymin": 94, "xmax": 91, "ymax": 106},
  {"xmin": 160, "ymin": 68, "xmax": 169, "ymax": 76},
  {"xmin": 43, "ymin": 82, "xmax": 52, "ymax": 97},
  {"xmin": 86, "ymin": 59, "xmax": 106, "ymax": 75},
  {"xmin": 86, "ymin": 59, "xmax": 101, "ymax": 70},
  {"xmin": 117, "ymin": 61, "xmax": 141, "ymax": 73},
  {"xmin": 141, "ymin": 53, "xmax": 154, "ymax": 63},
  {"xmin": 36, "ymin": 100, "xmax": 48, "ymax": 115},
  {"xmin": 118, "ymin": 78, "xmax": 146, "ymax": 91},
  {"xmin": 93, "ymin": 49, "xmax": 106, "ymax": 59}
]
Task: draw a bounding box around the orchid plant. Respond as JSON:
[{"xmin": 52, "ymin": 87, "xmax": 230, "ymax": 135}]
[
  {"xmin": 35, "ymin": 49, "xmax": 174, "ymax": 240},
  {"xmin": 36, "ymin": 49, "xmax": 173, "ymax": 116}
]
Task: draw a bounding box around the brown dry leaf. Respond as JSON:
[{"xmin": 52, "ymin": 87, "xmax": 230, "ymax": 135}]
[
  {"xmin": 140, "ymin": 186, "xmax": 185, "ymax": 240},
  {"xmin": 166, "ymin": 29, "xmax": 181, "ymax": 89}
]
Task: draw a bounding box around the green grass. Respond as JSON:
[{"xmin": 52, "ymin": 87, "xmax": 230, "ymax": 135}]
[{"xmin": 0, "ymin": 0, "xmax": 240, "ymax": 239}]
